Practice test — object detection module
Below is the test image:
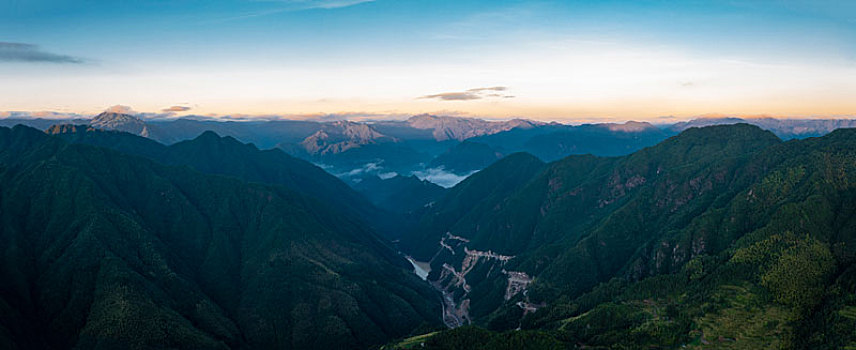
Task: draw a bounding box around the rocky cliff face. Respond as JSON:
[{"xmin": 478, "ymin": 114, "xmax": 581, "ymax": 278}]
[
  {"xmin": 45, "ymin": 124, "xmax": 97, "ymax": 134},
  {"xmin": 426, "ymin": 233, "xmax": 537, "ymax": 328}
]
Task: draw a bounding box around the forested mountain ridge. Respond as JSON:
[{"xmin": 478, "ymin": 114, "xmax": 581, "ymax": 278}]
[
  {"xmin": 0, "ymin": 125, "xmax": 441, "ymax": 350},
  {"xmin": 391, "ymin": 124, "xmax": 856, "ymax": 349},
  {"xmin": 46, "ymin": 124, "xmax": 407, "ymax": 239}
]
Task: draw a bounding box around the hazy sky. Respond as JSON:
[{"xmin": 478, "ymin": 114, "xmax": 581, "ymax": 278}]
[{"xmin": 2, "ymin": 0, "xmax": 855, "ymax": 121}]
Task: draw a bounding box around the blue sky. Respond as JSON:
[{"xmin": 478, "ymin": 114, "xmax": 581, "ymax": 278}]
[{"xmin": 2, "ymin": 0, "xmax": 855, "ymax": 121}]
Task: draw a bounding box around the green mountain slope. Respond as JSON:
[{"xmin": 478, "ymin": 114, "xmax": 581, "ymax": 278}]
[
  {"xmin": 521, "ymin": 124, "xmax": 783, "ymax": 294},
  {"xmin": 399, "ymin": 124, "xmax": 856, "ymax": 348},
  {"xmin": 0, "ymin": 125, "xmax": 440, "ymax": 350}
]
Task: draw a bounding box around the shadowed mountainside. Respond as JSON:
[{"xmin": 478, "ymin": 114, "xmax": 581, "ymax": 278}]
[
  {"xmin": 47, "ymin": 124, "xmax": 407, "ymax": 239},
  {"xmin": 0, "ymin": 125, "xmax": 441, "ymax": 350}
]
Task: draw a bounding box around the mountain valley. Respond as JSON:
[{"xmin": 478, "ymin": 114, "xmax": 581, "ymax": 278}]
[{"xmin": 2, "ymin": 113, "xmax": 856, "ymax": 349}]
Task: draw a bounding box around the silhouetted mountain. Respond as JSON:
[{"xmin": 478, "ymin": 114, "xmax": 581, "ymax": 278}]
[
  {"xmin": 47, "ymin": 124, "xmax": 171, "ymax": 160},
  {"xmin": 0, "ymin": 117, "xmax": 88, "ymax": 130},
  {"xmin": 670, "ymin": 116, "xmax": 856, "ymax": 139},
  {"xmin": 147, "ymin": 118, "xmax": 322, "ymax": 148},
  {"xmin": 0, "ymin": 125, "xmax": 441, "ymax": 350},
  {"xmin": 472, "ymin": 121, "xmax": 672, "ymax": 161},
  {"xmin": 352, "ymin": 175, "xmax": 447, "ymax": 215},
  {"xmin": 428, "ymin": 141, "xmax": 504, "ymax": 175}
]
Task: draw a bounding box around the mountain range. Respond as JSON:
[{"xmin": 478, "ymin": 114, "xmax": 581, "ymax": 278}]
[
  {"xmin": 11, "ymin": 112, "xmax": 856, "ymax": 184},
  {"xmin": 1, "ymin": 115, "xmax": 856, "ymax": 349},
  {"xmin": 6, "ymin": 112, "xmax": 855, "ymax": 190}
]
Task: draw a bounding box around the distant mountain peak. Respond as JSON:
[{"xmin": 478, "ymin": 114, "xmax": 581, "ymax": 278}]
[
  {"xmin": 89, "ymin": 112, "xmax": 150, "ymax": 137},
  {"xmin": 91, "ymin": 111, "xmax": 143, "ymax": 125},
  {"xmin": 183, "ymin": 130, "xmax": 261, "ymax": 152},
  {"xmin": 193, "ymin": 130, "xmax": 225, "ymax": 142},
  {"xmin": 300, "ymin": 120, "xmax": 394, "ymax": 155},
  {"xmin": 404, "ymin": 114, "xmax": 540, "ymax": 141},
  {"xmin": 603, "ymin": 121, "xmax": 658, "ymax": 132}
]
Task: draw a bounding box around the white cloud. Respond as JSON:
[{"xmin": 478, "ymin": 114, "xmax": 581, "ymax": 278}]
[
  {"xmin": 0, "ymin": 111, "xmax": 87, "ymax": 119},
  {"xmin": 162, "ymin": 106, "xmax": 191, "ymax": 112},
  {"xmin": 104, "ymin": 105, "xmax": 137, "ymax": 114},
  {"xmin": 420, "ymin": 86, "xmax": 514, "ymax": 101},
  {"xmin": 412, "ymin": 167, "xmax": 476, "ymax": 188},
  {"xmin": 336, "ymin": 162, "xmax": 383, "ymax": 177},
  {"xmin": 378, "ymin": 171, "xmax": 398, "ymax": 179}
]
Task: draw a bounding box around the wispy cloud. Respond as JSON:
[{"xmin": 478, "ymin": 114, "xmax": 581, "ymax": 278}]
[
  {"xmin": 212, "ymin": 0, "xmax": 373, "ymax": 22},
  {"xmin": 104, "ymin": 105, "xmax": 137, "ymax": 114},
  {"xmin": 430, "ymin": 3, "xmax": 543, "ymax": 41},
  {"xmin": 420, "ymin": 86, "xmax": 514, "ymax": 101},
  {"xmin": 162, "ymin": 106, "xmax": 192, "ymax": 112},
  {"xmin": 467, "ymin": 86, "xmax": 507, "ymax": 93},
  {"xmin": 275, "ymin": 0, "xmax": 375, "ymax": 10},
  {"xmin": 421, "ymin": 92, "xmax": 482, "ymax": 101},
  {"xmin": 412, "ymin": 167, "xmax": 476, "ymax": 188},
  {"xmin": 0, "ymin": 111, "xmax": 87, "ymax": 119},
  {"xmin": 0, "ymin": 42, "xmax": 85, "ymax": 64}
]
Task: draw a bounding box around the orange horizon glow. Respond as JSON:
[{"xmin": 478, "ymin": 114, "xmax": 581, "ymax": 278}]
[{"xmin": 3, "ymin": 105, "xmax": 855, "ymax": 125}]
